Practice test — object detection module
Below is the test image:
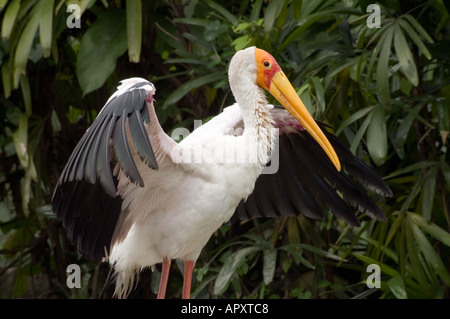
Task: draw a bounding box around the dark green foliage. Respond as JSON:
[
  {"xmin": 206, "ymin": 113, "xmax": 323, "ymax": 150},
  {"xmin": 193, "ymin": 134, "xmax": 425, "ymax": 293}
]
[{"xmin": 0, "ymin": 0, "xmax": 449, "ymax": 298}]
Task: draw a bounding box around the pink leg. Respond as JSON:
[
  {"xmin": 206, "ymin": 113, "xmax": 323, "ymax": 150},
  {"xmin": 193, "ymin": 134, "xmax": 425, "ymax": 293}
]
[
  {"xmin": 157, "ymin": 258, "xmax": 171, "ymax": 299},
  {"xmin": 182, "ymin": 260, "xmax": 195, "ymax": 299}
]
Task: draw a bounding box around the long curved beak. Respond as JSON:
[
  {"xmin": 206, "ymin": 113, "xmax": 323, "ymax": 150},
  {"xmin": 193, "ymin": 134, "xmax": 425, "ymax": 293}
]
[{"xmin": 269, "ymin": 71, "xmax": 341, "ymax": 171}]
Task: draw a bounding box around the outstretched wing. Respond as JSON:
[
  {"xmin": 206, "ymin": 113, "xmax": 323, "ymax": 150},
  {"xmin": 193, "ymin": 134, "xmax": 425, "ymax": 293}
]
[
  {"xmin": 52, "ymin": 78, "xmax": 177, "ymax": 260},
  {"xmin": 232, "ymin": 106, "xmax": 392, "ymax": 226}
]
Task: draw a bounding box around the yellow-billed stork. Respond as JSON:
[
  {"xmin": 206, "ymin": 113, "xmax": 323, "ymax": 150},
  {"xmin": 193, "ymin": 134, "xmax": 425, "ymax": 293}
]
[{"xmin": 52, "ymin": 47, "xmax": 392, "ymax": 299}]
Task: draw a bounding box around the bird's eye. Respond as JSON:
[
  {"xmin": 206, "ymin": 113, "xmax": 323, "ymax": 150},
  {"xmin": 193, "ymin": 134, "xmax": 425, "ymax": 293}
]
[{"xmin": 263, "ymin": 61, "xmax": 271, "ymax": 68}]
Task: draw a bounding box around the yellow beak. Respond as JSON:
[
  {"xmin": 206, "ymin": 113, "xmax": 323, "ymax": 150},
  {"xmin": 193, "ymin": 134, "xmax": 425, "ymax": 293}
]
[{"xmin": 269, "ymin": 71, "xmax": 341, "ymax": 171}]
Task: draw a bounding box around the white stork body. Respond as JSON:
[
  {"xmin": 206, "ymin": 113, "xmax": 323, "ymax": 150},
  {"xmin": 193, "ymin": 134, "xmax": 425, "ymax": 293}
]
[
  {"xmin": 52, "ymin": 47, "xmax": 391, "ymax": 299},
  {"xmin": 109, "ymin": 81, "xmax": 275, "ymax": 297}
]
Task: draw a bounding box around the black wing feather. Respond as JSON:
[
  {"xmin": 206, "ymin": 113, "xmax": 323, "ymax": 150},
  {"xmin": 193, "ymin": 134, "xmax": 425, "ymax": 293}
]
[
  {"xmin": 278, "ymin": 142, "xmax": 324, "ymax": 220},
  {"xmin": 285, "ymin": 134, "xmax": 360, "ymax": 226},
  {"xmin": 264, "ymin": 167, "xmax": 297, "ymax": 217},
  {"xmin": 52, "ymin": 80, "xmax": 157, "ymax": 260},
  {"xmin": 96, "ymin": 114, "xmax": 117, "ymax": 196},
  {"xmin": 53, "ymin": 179, "xmax": 122, "ymax": 260},
  {"xmin": 323, "ymin": 129, "xmax": 393, "ymax": 198},
  {"xmin": 233, "ymin": 117, "xmax": 392, "ymax": 226},
  {"xmin": 129, "ymin": 108, "xmax": 158, "ymax": 169},
  {"xmin": 289, "ymin": 131, "xmax": 386, "ymax": 223},
  {"xmin": 85, "ymin": 114, "xmax": 114, "ymax": 185},
  {"xmin": 111, "ymin": 108, "xmax": 144, "ymax": 187}
]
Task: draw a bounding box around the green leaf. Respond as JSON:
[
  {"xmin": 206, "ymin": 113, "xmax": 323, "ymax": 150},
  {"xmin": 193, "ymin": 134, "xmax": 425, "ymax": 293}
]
[
  {"xmin": 388, "ymin": 275, "xmax": 407, "ymax": 299},
  {"xmin": 310, "ymin": 76, "xmax": 325, "ymax": 113},
  {"xmin": 281, "ymin": 7, "xmax": 360, "ymax": 52},
  {"xmin": 202, "ymin": 0, "xmax": 237, "ymax": 25},
  {"xmin": 392, "ymin": 103, "xmax": 423, "ymax": 159},
  {"xmin": 264, "ymin": 0, "xmax": 286, "ymax": 33},
  {"xmin": 300, "ymin": 88, "xmax": 315, "ymax": 115},
  {"xmin": 362, "ymin": 236, "xmax": 400, "ymax": 263},
  {"xmin": 173, "ymin": 17, "xmax": 210, "ymax": 27},
  {"xmin": 204, "ymin": 86, "xmax": 217, "ymax": 107},
  {"xmin": 232, "ymin": 35, "xmax": 252, "ymax": 51},
  {"xmin": 434, "ymin": 1, "xmax": 450, "ymax": 35},
  {"xmin": 282, "ymin": 258, "xmax": 292, "ymax": 273},
  {"xmin": 403, "ymin": 14, "xmax": 434, "ymax": 44},
  {"xmin": 20, "ymin": 74, "xmax": 32, "ymax": 115},
  {"xmin": 409, "ymin": 213, "xmax": 450, "ymax": 247},
  {"xmin": 163, "ymin": 72, "xmax": 225, "ymax": 108},
  {"xmin": 335, "ymin": 105, "xmax": 376, "ymax": 136},
  {"xmin": 405, "ymin": 219, "xmax": 433, "ymax": 294},
  {"xmin": 67, "ymin": 105, "xmax": 84, "ymax": 124},
  {"xmin": 350, "ymin": 110, "xmax": 372, "ymax": 154},
  {"xmin": 2, "ymin": 62, "xmax": 12, "ymax": 98},
  {"xmin": 13, "ymin": 11, "xmax": 40, "ymax": 88},
  {"xmin": 420, "ymin": 166, "xmax": 438, "ymax": 220},
  {"xmin": 394, "ymin": 23, "xmax": 418, "ymax": 86},
  {"xmin": 290, "ymin": 287, "xmax": 312, "ymax": 299},
  {"xmin": 436, "ymin": 98, "xmax": 449, "ymax": 144},
  {"xmin": 367, "ymin": 106, "xmax": 387, "ymax": 166},
  {"xmin": 376, "ymin": 26, "xmax": 394, "ymax": 108},
  {"xmin": 165, "ymin": 58, "xmax": 210, "ymax": 65},
  {"xmin": 287, "ymin": 217, "xmax": 300, "ymax": 244},
  {"xmin": 50, "ymin": 110, "xmax": 61, "ymax": 132},
  {"xmin": 0, "ymin": 0, "xmax": 8, "ymax": 10},
  {"xmin": 243, "ymin": 234, "xmax": 273, "ymax": 250},
  {"xmin": 292, "ymin": 0, "xmax": 302, "ymax": 19},
  {"xmin": 13, "ymin": 269, "xmax": 28, "ymax": 298},
  {"xmin": 250, "ymin": 0, "xmax": 263, "ymax": 21},
  {"xmin": 275, "ymin": 0, "xmax": 288, "ymax": 31},
  {"xmin": 281, "ymin": 12, "xmax": 326, "ymax": 51},
  {"xmin": 21, "ymin": 169, "xmax": 34, "ymax": 216},
  {"xmin": 384, "ymin": 161, "xmax": 434, "ymax": 179},
  {"xmin": 353, "ymin": 253, "xmax": 400, "ymax": 278},
  {"xmin": 182, "ymin": 0, "xmax": 196, "ymax": 18},
  {"xmin": 126, "ymin": 0, "xmax": 142, "ymax": 63},
  {"xmin": 442, "ymin": 163, "xmax": 450, "ymax": 191},
  {"xmin": 12, "ymin": 113, "xmax": 29, "ymax": 170},
  {"xmin": 409, "ymin": 218, "xmax": 450, "ymax": 286},
  {"xmin": 301, "ymin": 243, "xmax": 342, "ymax": 261},
  {"xmin": 204, "ymin": 20, "xmax": 227, "ymax": 41},
  {"xmin": 263, "ymin": 248, "xmax": 277, "ymax": 285},
  {"xmin": 280, "ymin": 246, "xmax": 315, "ymax": 269},
  {"xmin": 214, "ymin": 246, "xmax": 259, "ymax": 295},
  {"xmin": 324, "ymin": 57, "xmax": 359, "ymax": 89},
  {"xmin": 38, "ymin": 0, "xmax": 55, "ymax": 58},
  {"xmin": 1, "ymin": 0, "xmax": 20, "ymax": 40},
  {"xmin": 398, "ymin": 18, "xmax": 432, "ymax": 60},
  {"xmin": 77, "ymin": 8, "xmax": 127, "ymax": 96},
  {"xmin": 154, "ymin": 19, "xmax": 185, "ymax": 52}
]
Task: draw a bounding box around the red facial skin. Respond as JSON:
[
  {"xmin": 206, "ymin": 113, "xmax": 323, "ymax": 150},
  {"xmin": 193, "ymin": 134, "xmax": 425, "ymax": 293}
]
[{"xmin": 255, "ymin": 48, "xmax": 282, "ymax": 91}]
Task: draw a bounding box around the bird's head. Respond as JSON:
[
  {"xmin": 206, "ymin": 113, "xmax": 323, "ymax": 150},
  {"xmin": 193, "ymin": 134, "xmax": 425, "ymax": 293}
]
[{"xmin": 229, "ymin": 47, "xmax": 341, "ymax": 172}]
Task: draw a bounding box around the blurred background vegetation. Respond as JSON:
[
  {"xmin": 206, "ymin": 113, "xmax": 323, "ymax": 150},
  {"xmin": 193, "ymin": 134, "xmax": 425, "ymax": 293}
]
[{"xmin": 0, "ymin": 0, "xmax": 449, "ymax": 299}]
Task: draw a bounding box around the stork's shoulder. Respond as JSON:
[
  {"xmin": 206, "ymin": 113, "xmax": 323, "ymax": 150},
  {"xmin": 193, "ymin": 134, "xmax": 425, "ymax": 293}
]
[
  {"xmin": 110, "ymin": 77, "xmax": 155, "ymax": 99},
  {"xmin": 186, "ymin": 103, "xmax": 244, "ymax": 141},
  {"xmin": 99, "ymin": 78, "xmax": 155, "ymax": 117}
]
